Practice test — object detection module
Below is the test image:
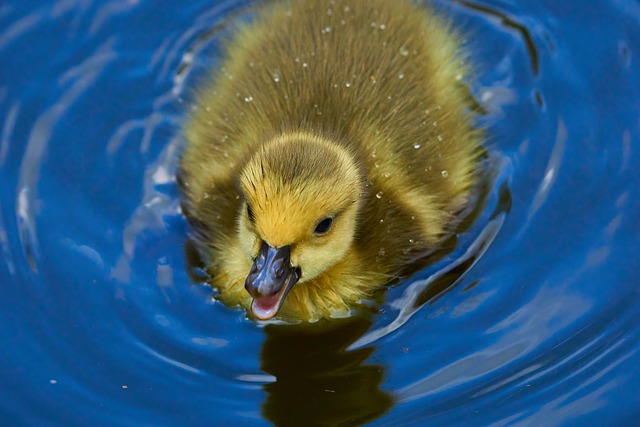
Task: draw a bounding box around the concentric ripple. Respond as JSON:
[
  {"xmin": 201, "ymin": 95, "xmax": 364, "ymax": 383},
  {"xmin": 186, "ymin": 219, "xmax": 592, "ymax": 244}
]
[{"xmin": 0, "ymin": 0, "xmax": 638, "ymax": 426}]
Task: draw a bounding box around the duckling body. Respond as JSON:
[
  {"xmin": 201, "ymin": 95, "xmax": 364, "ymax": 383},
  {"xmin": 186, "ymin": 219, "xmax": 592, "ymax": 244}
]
[{"xmin": 179, "ymin": 0, "xmax": 481, "ymax": 321}]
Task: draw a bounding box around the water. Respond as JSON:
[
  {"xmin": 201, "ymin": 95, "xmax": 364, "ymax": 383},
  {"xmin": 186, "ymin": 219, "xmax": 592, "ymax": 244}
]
[{"xmin": 1, "ymin": 0, "xmax": 639, "ymax": 425}]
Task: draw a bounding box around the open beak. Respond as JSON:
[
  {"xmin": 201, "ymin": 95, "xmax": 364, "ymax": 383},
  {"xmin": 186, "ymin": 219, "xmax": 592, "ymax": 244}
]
[{"xmin": 244, "ymin": 241, "xmax": 301, "ymax": 320}]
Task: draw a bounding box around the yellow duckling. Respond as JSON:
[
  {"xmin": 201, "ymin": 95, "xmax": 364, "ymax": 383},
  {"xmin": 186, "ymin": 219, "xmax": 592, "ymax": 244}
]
[{"xmin": 179, "ymin": 0, "xmax": 481, "ymax": 321}]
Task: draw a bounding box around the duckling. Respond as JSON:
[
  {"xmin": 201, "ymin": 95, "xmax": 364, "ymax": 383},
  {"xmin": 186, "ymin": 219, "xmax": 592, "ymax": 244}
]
[{"xmin": 179, "ymin": 0, "xmax": 481, "ymax": 321}]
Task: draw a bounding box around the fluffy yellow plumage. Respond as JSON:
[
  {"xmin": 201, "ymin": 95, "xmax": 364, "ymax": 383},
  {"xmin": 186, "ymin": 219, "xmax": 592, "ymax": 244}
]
[{"xmin": 179, "ymin": 0, "xmax": 482, "ymax": 321}]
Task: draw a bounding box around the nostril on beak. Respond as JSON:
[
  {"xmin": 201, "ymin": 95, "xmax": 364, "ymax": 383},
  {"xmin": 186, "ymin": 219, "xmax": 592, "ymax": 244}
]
[
  {"xmin": 254, "ymin": 241, "xmax": 268, "ymax": 269},
  {"xmin": 273, "ymin": 259, "xmax": 285, "ymax": 278},
  {"xmin": 244, "ymin": 242, "xmax": 294, "ymax": 297}
]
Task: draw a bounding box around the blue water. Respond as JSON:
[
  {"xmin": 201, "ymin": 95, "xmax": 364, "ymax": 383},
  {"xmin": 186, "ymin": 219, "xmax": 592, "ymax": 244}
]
[{"xmin": 1, "ymin": 0, "xmax": 639, "ymax": 425}]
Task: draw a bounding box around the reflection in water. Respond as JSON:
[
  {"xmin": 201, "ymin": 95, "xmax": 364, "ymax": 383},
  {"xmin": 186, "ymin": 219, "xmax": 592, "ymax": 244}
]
[
  {"xmin": 260, "ymin": 318, "xmax": 393, "ymax": 427},
  {"xmin": 454, "ymin": 0, "xmax": 541, "ymax": 75}
]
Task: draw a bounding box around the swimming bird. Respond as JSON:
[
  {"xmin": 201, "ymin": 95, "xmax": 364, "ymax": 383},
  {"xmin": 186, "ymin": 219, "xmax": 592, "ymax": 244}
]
[{"xmin": 179, "ymin": 0, "xmax": 481, "ymax": 321}]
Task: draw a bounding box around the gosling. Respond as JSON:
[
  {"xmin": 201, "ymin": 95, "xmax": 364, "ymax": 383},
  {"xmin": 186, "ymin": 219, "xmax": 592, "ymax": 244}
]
[{"xmin": 179, "ymin": 0, "xmax": 481, "ymax": 321}]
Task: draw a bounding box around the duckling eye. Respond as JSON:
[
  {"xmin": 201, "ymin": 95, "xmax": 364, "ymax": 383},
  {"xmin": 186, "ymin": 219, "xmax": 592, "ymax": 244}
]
[
  {"xmin": 247, "ymin": 204, "xmax": 255, "ymax": 223},
  {"xmin": 313, "ymin": 217, "xmax": 333, "ymax": 235}
]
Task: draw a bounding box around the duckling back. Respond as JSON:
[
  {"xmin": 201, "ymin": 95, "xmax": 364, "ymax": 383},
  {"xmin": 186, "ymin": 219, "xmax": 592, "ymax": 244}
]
[{"xmin": 180, "ymin": 0, "xmax": 481, "ymax": 320}]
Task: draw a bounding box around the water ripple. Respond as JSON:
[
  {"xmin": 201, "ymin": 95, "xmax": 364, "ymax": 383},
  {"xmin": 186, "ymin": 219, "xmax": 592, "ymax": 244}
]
[
  {"xmin": 16, "ymin": 38, "xmax": 113, "ymax": 274},
  {"xmin": 0, "ymin": 0, "xmax": 639, "ymax": 426}
]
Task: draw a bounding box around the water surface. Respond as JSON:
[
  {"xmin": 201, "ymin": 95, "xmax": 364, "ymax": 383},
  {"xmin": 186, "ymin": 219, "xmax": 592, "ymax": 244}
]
[{"xmin": 1, "ymin": 0, "xmax": 639, "ymax": 426}]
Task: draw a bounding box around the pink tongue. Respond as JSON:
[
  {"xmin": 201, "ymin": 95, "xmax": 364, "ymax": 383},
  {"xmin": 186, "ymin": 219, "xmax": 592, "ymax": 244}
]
[{"xmin": 251, "ymin": 293, "xmax": 281, "ymax": 320}]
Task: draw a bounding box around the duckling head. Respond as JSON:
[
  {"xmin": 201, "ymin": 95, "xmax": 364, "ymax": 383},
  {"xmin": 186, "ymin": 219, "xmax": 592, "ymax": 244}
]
[{"xmin": 238, "ymin": 132, "xmax": 364, "ymax": 320}]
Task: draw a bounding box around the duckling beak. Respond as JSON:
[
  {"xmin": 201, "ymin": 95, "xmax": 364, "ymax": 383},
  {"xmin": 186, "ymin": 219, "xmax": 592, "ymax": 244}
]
[{"xmin": 245, "ymin": 241, "xmax": 301, "ymax": 320}]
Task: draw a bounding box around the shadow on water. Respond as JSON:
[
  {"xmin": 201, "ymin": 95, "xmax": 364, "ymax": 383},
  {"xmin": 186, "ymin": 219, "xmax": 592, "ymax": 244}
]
[
  {"xmin": 259, "ymin": 318, "xmax": 393, "ymax": 427},
  {"xmin": 185, "ymin": 240, "xmax": 394, "ymax": 427}
]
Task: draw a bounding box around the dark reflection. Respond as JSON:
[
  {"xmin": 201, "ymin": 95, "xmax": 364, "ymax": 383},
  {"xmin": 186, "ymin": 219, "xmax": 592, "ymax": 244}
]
[
  {"xmin": 260, "ymin": 317, "xmax": 393, "ymax": 427},
  {"xmin": 184, "ymin": 238, "xmax": 210, "ymax": 283},
  {"xmin": 454, "ymin": 0, "xmax": 540, "ymax": 75}
]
